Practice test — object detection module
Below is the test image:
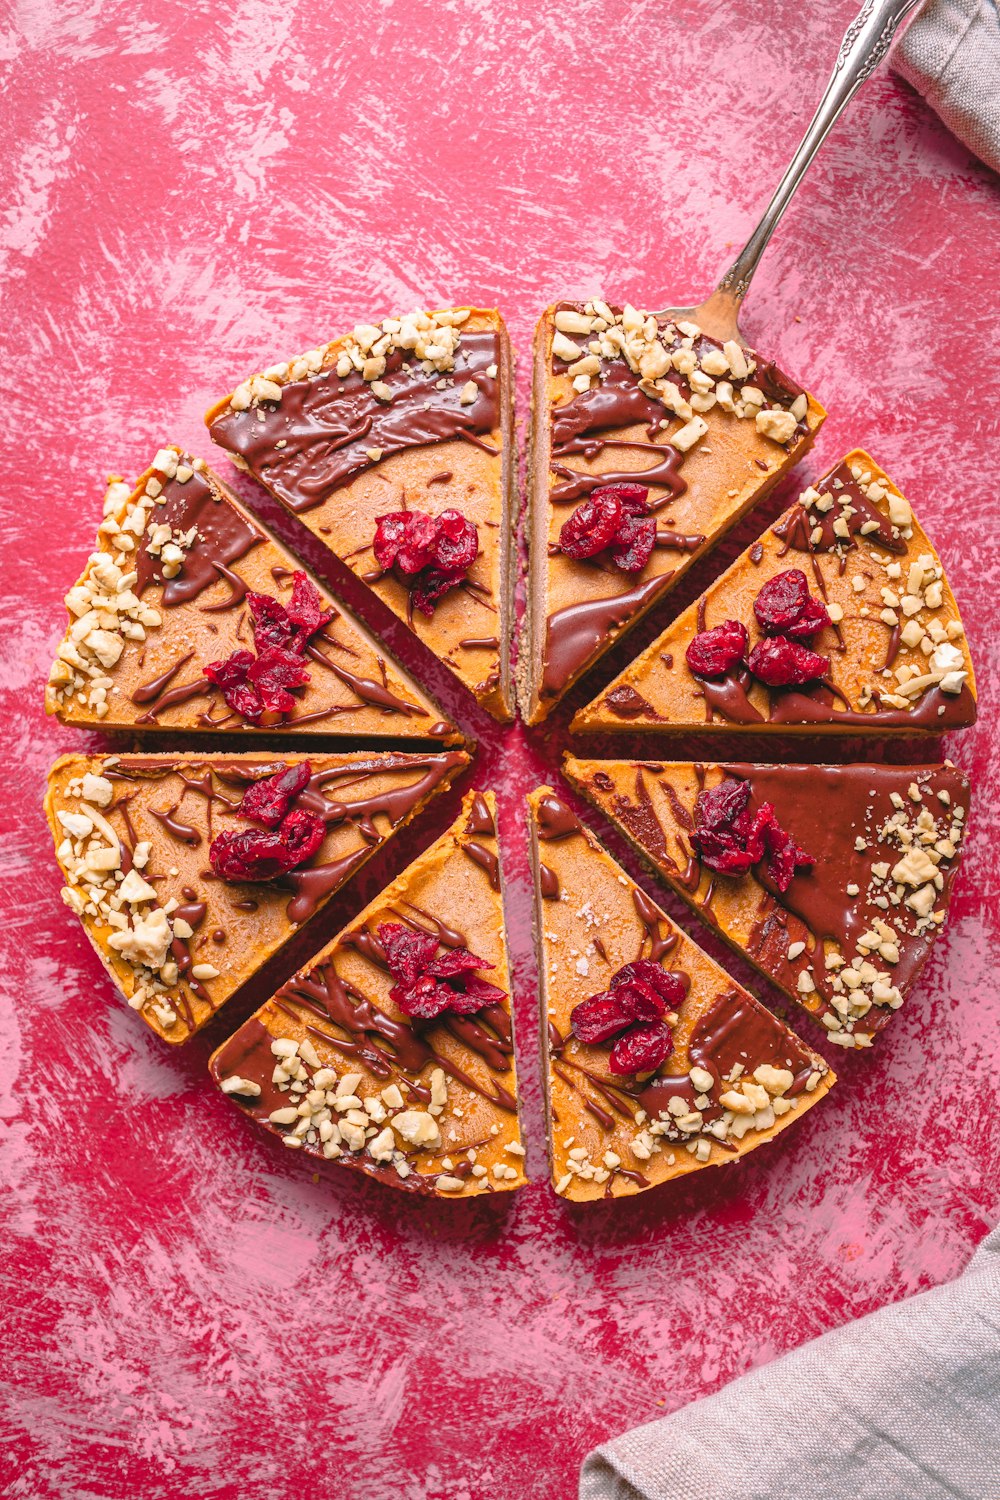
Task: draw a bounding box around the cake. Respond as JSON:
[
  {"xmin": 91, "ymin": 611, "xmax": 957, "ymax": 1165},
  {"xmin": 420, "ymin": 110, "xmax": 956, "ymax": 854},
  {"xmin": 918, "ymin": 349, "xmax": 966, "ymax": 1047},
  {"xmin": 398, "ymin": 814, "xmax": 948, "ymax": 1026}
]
[
  {"xmin": 573, "ymin": 450, "xmax": 975, "ymax": 734},
  {"xmin": 46, "ymin": 749, "xmax": 466, "ymax": 1042},
  {"xmin": 210, "ymin": 791, "xmax": 526, "ymax": 1195},
  {"xmin": 519, "ymin": 300, "xmax": 825, "ymax": 724},
  {"xmin": 527, "ymin": 786, "xmax": 834, "ymax": 1200},
  {"xmin": 45, "ymin": 446, "xmax": 457, "ymax": 740},
  {"xmin": 206, "ymin": 308, "xmax": 516, "ymax": 720},
  {"xmin": 565, "ymin": 757, "xmax": 970, "ymax": 1049}
]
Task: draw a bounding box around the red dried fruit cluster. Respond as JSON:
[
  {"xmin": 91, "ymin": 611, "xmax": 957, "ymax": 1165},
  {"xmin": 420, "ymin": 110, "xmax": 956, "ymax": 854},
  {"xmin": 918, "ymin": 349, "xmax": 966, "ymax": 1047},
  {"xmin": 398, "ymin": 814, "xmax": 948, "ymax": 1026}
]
[
  {"xmin": 685, "ymin": 570, "xmax": 831, "ymax": 688},
  {"xmin": 692, "ymin": 779, "xmax": 813, "ymax": 892},
  {"xmin": 205, "ymin": 572, "xmax": 332, "ymax": 724},
  {"xmin": 746, "ymin": 636, "xmax": 830, "ymax": 687},
  {"xmin": 570, "ymin": 959, "xmax": 685, "ymax": 1075},
  {"xmin": 753, "ymin": 568, "xmax": 830, "ymax": 639},
  {"xmin": 373, "ymin": 508, "xmax": 479, "ymax": 616},
  {"xmin": 239, "ymin": 760, "xmax": 312, "ymax": 828},
  {"xmin": 685, "ymin": 619, "xmax": 748, "ymax": 678},
  {"xmin": 378, "ymin": 922, "xmax": 505, "ymax": 1020},
  {"xmin": 210, "ymin": 760, "xmax": 325, "ymax": 882},
  {"xmin": 559, "ymin": 483, "xmax": 655, "ymax": 574}
]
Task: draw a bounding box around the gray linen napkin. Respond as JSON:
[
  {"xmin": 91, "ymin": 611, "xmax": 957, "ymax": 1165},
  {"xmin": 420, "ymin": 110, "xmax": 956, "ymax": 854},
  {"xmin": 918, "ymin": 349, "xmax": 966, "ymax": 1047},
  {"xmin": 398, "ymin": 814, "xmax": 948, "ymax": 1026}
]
[
  {"xmin": 893, "ymin": 0, "xmax": 1000, "ymax": 172},
  {"xmin": 580, "ymin": 1225, "xmax": 1000, "ymax": 1500}
]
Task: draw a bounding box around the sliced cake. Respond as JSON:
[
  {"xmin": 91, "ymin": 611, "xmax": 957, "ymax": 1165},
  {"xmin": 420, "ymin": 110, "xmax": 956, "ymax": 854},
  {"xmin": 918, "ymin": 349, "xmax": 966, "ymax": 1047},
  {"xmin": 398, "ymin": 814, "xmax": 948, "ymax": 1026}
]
[
  {"xmin": 210, "ymin": 790, "xmax": 526, "ymax": 1196},
  {"xmin": 573, "ymin": 449, "xmax": 975, "ymax": 734},
  {"xmin": 527, "ymin": 786, "xmax": 833, "ymax": 1200},
  {"xmin": 206, "ymin": 307, "xmax": 516, "ymax": 720},
  {"xmin": 45, "ymin": 446, "xmax": 458, "ymax": 740},
  {"xmin": 46, "ymin": 749, "xmax": 467, "ymax": 1043},
  {"xmin": 565, "ymin": 758, "xmax": 970, "ymax": 1049},
  {"xmin": 519, "ymin": 300, "xmax": 825, "ymax": 724}
]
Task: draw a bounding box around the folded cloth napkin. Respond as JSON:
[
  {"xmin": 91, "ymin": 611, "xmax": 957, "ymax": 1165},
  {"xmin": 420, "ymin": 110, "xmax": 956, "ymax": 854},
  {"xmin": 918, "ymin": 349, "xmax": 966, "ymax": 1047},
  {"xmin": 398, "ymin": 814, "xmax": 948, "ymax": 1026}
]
[
  {"xmin": 580, "ymin": 1225, "xmax": 1000, "ymax": 1500},
  {"xmin": 893, "ymin": 0, "xmax": 1000, "ymax": 173}
]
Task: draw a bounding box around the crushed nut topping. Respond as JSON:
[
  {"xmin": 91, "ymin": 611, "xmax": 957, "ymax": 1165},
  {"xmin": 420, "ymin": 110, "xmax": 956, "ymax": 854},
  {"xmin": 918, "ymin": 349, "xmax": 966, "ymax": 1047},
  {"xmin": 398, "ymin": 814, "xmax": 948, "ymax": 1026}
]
[
  {"xmin": 47, "ymin": 447, "xmax": 201, "ymax": 714},
  {"xmin": 55, "ymin": 766, "xmax": 208, "ymax": 1030},
  {"xmin": 225, "ymin": 1039, "xmax": 518, "ymax": 1192},
  {"xmin": 551, "ymin": 300, "xmax": 806, "ymax": 444},
  {"xmin": 223, "ymin": 308, "xmax": 474, "ymax": 413}
]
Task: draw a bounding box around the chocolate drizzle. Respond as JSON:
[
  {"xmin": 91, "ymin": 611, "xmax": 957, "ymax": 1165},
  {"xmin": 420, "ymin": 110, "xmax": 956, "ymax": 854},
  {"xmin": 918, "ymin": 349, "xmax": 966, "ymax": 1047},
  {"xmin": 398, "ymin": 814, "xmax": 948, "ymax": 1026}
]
[
  {"xmin": 725, "ymin": 763, "xmax": 969, "ymax": 1006},
  {"xmin": 687, "ymin": 988, "xmax": 814, "ymax": 1096},
  {"xmin": 134, "ymin": 466, "xmax": 263, "ymax": 605},
  {"xmin": 603, "ymin": 684, "xmax": 662, "ymax": 721},
  {"xmin": 209, "ymin": 332, "xmax": 500, "ymax": 513},
  {"xmin": 542, "ymin": 573, "xmax": 670, "ymax": 700},
  {"xmin": 772, "ymin": 466, "xmax": 907, "ymax": 558}
]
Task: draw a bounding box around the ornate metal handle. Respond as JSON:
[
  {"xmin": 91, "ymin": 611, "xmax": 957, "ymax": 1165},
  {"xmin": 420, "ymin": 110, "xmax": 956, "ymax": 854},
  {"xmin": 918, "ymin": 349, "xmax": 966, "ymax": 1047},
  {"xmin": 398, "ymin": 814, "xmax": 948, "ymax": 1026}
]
[{"xmin": 717, "ymin": 0, "xmax": 923, "ymax": 306}]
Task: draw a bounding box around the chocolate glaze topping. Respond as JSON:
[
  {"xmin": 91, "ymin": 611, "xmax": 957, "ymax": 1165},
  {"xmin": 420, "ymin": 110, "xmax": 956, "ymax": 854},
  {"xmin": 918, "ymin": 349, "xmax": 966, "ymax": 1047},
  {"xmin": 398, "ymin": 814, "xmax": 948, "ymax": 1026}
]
[
  {"xmin": 542, "ymin": 573, "xmax": 670, "ymax": 701},
  {"xmin": 209, "ymin": 332, "xmax": 500, "ymax": 513},
  {"xmin": 772, "ymin": 464, "xmax": 907, "ymax": 558},
  {"xmin": 134, "ymin": 465, "xmax": 263, "ymax": 605},
  {"xmin": 581, "ymin": 760, "xmax": 968, "ymax": 1039},
  {"xmin": 724, "ymin": 763, "xmax": 969, "ymax": 1005}
]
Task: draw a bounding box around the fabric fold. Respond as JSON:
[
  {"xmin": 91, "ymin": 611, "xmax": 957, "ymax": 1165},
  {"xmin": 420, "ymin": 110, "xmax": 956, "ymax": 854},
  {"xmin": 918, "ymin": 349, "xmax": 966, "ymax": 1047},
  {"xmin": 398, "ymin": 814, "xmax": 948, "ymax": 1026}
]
[{"xmin": 581, "ymin": 1227, "xmax": 1000, "ymax": 1500}]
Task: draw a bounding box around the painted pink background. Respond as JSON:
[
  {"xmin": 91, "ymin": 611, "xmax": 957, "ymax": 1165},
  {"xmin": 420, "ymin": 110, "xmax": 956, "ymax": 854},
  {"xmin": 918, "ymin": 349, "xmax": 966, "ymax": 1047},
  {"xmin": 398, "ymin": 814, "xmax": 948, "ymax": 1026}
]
[{"xmin": 3, "ymin": 2, "xmax": 999, "ymax": 1496}]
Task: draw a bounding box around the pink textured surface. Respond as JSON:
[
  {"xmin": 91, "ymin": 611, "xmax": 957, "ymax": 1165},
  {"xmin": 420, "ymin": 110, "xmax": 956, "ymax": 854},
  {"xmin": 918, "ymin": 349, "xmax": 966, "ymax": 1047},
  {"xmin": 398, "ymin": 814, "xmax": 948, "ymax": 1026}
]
[{"xmin": 3, "ymin": 2, "xmax": 999, "ymax": 1496}]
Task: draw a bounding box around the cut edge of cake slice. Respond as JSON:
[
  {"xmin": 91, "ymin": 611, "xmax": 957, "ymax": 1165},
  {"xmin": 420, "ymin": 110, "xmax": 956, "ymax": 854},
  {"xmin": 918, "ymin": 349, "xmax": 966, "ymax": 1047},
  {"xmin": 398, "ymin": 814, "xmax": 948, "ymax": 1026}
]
[
  {"xmin": 209, "ymin": 789, "xmax": 527, "ymax": 1197},
  {"xmin": 45, "ymin": 747, "xmax": 468, "ymax": 1043},
  {"xmin": 518, "ymin": 300, "xmax": 825, "ymax": 725},
  {"xmin": 205, "ymin": 307, "xmax": 517, "ymax": 722},
  {"xmin": 564, "ymin": 756, "xmax": 971, "ymax": 1051},
  {"xmin": 45, "ymin": 444, "xmax": 461, "ymax": 742},
  {"xmin": 572, "ymin": 447, "xmax": 975, "ymax": 735},
  {"xmin": 526, "ymin": 784, "xmax": 834, "ymax": 1201}
]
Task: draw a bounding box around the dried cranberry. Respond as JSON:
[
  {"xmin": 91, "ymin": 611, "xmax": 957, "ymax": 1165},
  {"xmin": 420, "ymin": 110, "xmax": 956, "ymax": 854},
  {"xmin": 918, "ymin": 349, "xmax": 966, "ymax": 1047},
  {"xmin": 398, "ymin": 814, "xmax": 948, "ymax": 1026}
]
[
  {"xmin": 757, "ymin": 814, "xmax": 813, "ymax": 893},
  {"xmin": 425, "ymin": 948, "xmax": 495, "ymax": 979},
  {"xmin": 685, "ymin": 620, "xmax": 749, "ymax": 678},
  {"xmin": 285, "ymin": 571, "xmax": 332, "ymax": 642},
  {"xmin": 432, "ymin": 510, "xmax": 479, "ymax": 572},
  {"xmin": 377, "ymin": 921, "xmax": 501, "ymax": 1017},
  {"xmin": 240, "ymin": 761, "xmax": 312, "ymax": 828},
  {"xmin": 610, "ymin": 483, "xmax": 650, "ymax": 516},
  {"xmin": 609, "ymin": 1021, "xmax": 673, "ymax": 1076},
  {"xmin": 210, "ymin": 827, "xmax": 291, "ymax": 882},
  {"xmin": 390, "ymin": 975, "xmax": 455, "ymax": 1020},
  {"xmin": 205, "ymin": 649, "xmax": 264, "ymax": 723},
  {"xmin": 559, "ymin": 490, "xmax": 624, "ymax": 560},
  {"xmin": 611, "ymin": 961, "xmax": 687, "ymax": 1014},
  {"xmin": 410, "ymin": 567, "xmax": 465, "ymax": 616},
  {"xmin": 747, "ymin": 636, "xmax": 829, "ymax": 687},
  {"xmin": 693, "ymin": 780, "xmax": 813, "ymax": 887},
  {"xmin": 449, "ymin": 974, "xmax": 507, "ymax": 1010},
  {"xmin": 608, "ymin": 512, "xmax": 656, "ymax": 573},
  {"xmin": 570, "ymin": 991, "xmax": 631, "ymax": 1044},
  {"xmin": 754, "ymin": 569, "xmax": 830, "ymax": 639},
  {"xmin": 372, "ymin": 510, "xmax": 479, "ymax": 614},
  {"xmin": 247, "ymin": 646, "xmax": 310, "ymax": 714},
  {"xmin": 373, "ymin": 512, "xmax": 411, "ymax": 572},
  {"xmin": 570, "ymin": 957, "xmax": 680, "ymax": 1071},
  {"xmin": 396, "ymin": 512, "xmax": 440, "ymax": 575},
  {"xmin": 277, "ymin": 807, "xmax": 326, "ymax": 867},
  {"xmin": 379, "ymin": 922, "xmax": 440, "ymax": 985},
  {"xmin": 247, "ymin": 591, "xmax": 295, "ymax": 651},
  {"xmin": 695, "ymin": 778, "xmax": 751, "ymax": 833}
]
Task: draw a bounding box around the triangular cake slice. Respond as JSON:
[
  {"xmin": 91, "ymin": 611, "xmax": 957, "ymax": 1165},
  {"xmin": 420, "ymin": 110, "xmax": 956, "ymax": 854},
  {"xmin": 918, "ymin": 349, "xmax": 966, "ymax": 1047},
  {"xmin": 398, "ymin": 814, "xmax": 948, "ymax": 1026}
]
[
  {"xmin": 573, "ymin": 449, "xmax": 975, "ymax": 734},
  {"xmin": 45, "ymin": 445, "xmax": 458, "ymax": 740},
  {"xmin": 210, "ymin": 791, "xmax": 527, "ymax": 1197},
  {"xmin": 527, "ymin": 786, "xmax": 833, "ymax": 1201},
  {"xmin": 206, "ymin": 307, "xmax": 516, "ymax": 720},
  {"xmin": 519, "ymin": 300, "xmax": 825, "ymax": 723},
  {"xmin": 46, "ymin": 749, "xmax": 466, "ymax": 1043},
  {"xmin": 565, "ymin": 758, "xmax": 970, "ymax": 1050}
]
